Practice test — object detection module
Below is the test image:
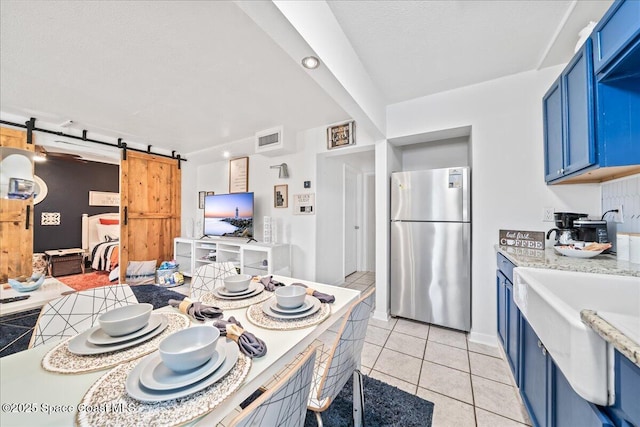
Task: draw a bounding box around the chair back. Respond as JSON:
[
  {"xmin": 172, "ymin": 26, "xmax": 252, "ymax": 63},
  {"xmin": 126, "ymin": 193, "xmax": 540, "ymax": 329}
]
[
  {"xmin": 29, "ymin": 284, "xmax": 138, "ymax": 348},
  {"xmin": 229, "ymin": 346, "xmax": 316, "ymax": 427},
  {"xmin": 311, "ymin": 288, "xmax": 375, "ymax": 409},
  {"xmin": 189, "ymin": 262, "xmax": 237, "ymax": 300}
]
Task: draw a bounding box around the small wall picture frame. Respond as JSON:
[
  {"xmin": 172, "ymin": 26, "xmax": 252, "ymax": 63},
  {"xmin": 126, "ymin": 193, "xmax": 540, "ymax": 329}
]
[
  {"xmin": 198, "ymin": 191, "xmax": 206, "ymax": 209},
  {"xmin": 274, "ymin": 184, "xmax": 288, "ymax": 208},
  {"xmin": 229, "ymin": 156, "xmax": 249, "ymax": 193},
  {"xmin": 327, "ymin": 120, "xmax": 355, "ymax": 150}
]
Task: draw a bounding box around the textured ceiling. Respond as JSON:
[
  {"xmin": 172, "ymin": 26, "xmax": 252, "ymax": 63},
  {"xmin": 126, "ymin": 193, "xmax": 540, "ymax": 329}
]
[
  {"xmin": 0, "ymin": 1, "xmax": 348, "ymax": 156},
  {"xmin": 327, "ymin": 0, "xmax": 612, "ymax": 104},
  {"xmin": 0, "ymin": 0, "xmax": 614, "ymax": 155}
]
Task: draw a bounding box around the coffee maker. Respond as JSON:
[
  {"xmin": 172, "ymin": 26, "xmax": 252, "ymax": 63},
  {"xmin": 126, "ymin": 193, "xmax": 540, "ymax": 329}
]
[
  {"xmin": 574, "ymin": 219, "xmax": 609, "ymax": 244},
  {"xmin": 546, "ymin": 212, "xmax": 586, "ymax": 245}
]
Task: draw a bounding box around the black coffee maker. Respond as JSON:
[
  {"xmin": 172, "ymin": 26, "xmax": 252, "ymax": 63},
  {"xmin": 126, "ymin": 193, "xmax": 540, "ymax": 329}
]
[{"xmin": 546, "ymin": 212, "xmax": 587, "ymax": 245}]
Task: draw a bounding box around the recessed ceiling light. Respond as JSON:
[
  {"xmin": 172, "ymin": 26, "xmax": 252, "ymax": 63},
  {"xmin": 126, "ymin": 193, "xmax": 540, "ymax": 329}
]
[
  {"xmin": 223, "ymin": 151, "xmax": 230, "ymax": 158},
  {"xmin": 301, "ymin": 56, "xmax": 320, "ymax": 69}
]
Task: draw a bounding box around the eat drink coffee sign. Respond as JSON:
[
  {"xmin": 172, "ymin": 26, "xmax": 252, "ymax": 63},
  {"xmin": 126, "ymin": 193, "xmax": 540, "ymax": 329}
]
[{"xmin": 499, "ymin": 230, "xmax": 545, "ymax": 249}]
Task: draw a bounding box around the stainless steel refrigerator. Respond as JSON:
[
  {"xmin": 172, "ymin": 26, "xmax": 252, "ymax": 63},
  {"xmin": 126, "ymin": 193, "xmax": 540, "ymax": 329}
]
[{"xmin": 390, "ymin": 167, "xmax": 471, "ymax": 331}]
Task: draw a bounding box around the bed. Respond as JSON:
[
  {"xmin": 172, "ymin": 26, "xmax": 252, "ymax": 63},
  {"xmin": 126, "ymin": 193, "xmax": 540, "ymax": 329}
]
[{"xmin": 82, "ymin": 213, "xmax": 120, "ymax": 278}]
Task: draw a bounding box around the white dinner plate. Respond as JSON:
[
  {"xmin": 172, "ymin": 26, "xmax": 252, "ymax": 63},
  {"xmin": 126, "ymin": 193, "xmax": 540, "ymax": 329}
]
[
  {"xmin": 215, "ymin": 282, "xmax": 259, "ymax": 297},
  {"xmin": 553, "ymin": 245, "xmax": 605, "ymax": 258},
  {"xmin": 126, "ymin": 338, "xmax": 239, "ymax": 402},
  {"xmin": 268, "ymin": 296, "xmax": 315, "ymax": 315},
  {"xmin": 87, "ymin": 315, "xmax": 163, "ymax": 345},
  {"xmin": 212, "ymin": 283, "xmax": 264, "ymax": 300},
  {"xmin": 139, "ymin": 345, "xmax": 227, "ymax": 391},
  {"xmin": 262, "ymin": 296, "xmax": 321, "ymax": 320},
  {"xmin": 68, "ymin": 314, "xmax": 168, "ymax": 355}
]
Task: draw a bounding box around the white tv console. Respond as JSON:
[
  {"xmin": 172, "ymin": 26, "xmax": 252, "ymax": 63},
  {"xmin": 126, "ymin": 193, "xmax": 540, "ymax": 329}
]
[{"xmin": 173, "ymin": 237, "xmax": 291, "ymax": 278}]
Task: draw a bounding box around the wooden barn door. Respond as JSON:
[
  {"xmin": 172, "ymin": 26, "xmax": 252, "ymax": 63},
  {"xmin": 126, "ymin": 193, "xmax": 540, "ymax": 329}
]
[
  {"xmin": 119, "ymin": 151, "xmax": 181, "ymax": 283},
  {"xmin": 0, "ymin": 127, "xmax": 34, "ymax": 283}
]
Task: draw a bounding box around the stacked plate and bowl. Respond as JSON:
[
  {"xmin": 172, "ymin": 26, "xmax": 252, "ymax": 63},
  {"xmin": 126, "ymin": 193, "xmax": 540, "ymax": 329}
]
[
  {"xmin": 67, "ymin": 303, "xmax": 168, "ymax": 355},
  {"xmin": 125, "ymin": 326, "xmax": 239, "ymax": 402},
  {"xmin": 211, "ymin": 274, "xmax": 265, "ymax": 300},
  {"xmin": 261, "ymin": 285, "xmax": 321, "ymax": 319}
]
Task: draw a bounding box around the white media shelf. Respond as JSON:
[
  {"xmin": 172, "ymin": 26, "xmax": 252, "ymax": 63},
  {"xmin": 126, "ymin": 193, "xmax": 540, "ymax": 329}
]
[{"xmin": 173, "ymin": 237, "xmax": 291, "ymax": 278}]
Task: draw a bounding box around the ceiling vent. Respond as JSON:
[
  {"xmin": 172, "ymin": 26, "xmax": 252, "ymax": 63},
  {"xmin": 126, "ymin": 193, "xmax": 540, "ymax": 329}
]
[{"xmin": 255, "ymin": 126, "xmax": 288, "ymax": 156}]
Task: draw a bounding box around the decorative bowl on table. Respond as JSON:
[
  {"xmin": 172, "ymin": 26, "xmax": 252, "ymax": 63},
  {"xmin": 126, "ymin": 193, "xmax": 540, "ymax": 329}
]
[
  {"xmin": 159, "ymin": 326, "xmax": 220, "ymax": 372},
  {"xmin": 8, "ymin": 273, "xmax": 45, "ymax": 292},
  {"xmin": 275, "ymin": 286, "xmax": 307, "ymax": 309},
  {"xmin": 98, "ymin": 303, "xmax": 153, "ymax": 337},
  {"xmin": 223, "ymin": 274, "xmax": 252, "ymax": 292}
]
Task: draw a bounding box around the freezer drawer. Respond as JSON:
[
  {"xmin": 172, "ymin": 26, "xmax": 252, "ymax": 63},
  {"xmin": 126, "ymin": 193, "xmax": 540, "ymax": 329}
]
[{"xmin": 390, "ymin": 221, "xmax": 471, "ymax": 331}]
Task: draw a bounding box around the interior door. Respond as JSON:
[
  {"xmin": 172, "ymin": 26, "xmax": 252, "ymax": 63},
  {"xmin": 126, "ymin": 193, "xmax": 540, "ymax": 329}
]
[
  {"xmin": 344, "ymin": 166, "xmax": 358, "ymax": 277},
  {"xmin": 119, "ymin": 151, "xmax": 181, "ymax": 283},
  {"xmin": 0, "ymin": 127, "xmax": 34, "ymax": 283}
]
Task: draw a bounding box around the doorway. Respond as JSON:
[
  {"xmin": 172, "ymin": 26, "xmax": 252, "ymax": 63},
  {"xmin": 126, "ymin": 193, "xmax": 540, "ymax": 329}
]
[{"xmin": 344, "ymin": 165, "xmax": 358, "ymax": 277}]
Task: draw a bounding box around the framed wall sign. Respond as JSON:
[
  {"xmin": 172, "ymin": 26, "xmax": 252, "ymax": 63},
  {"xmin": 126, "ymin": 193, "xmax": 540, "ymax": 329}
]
[
  {"xmin": 89, "ymin": 191, "xmax": 120, "ymax": 206},
  {"xmin": 327, "ymin": 120, "xmax": 355, "ymax": 150},
  {"xmin": 274, "ymin": 184, "xmax": 288, "ymax": 208},
  {"xmin": 293, "ymin": 193, "xmax": 315, "ymax": 215},
  {"xmin": 229, "ymin": 156, "xmax": 249, "ymax": 193}
]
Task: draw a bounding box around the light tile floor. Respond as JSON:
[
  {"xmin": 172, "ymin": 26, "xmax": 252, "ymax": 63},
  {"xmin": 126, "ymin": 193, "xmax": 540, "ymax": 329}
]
[{"xmin": 342, "ymin": 271, "xmax": 532, "ymax": 427}]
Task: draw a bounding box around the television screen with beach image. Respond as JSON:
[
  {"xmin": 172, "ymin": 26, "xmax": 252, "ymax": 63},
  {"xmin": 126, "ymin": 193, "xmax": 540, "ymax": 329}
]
[{"xmin": 203, "ymin": 192, "xmax": 254, "ymax": 238}]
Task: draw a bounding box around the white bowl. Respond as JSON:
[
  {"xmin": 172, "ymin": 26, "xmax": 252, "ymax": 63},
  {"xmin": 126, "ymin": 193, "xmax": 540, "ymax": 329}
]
[
  {"xmin": 553, "ymin": 245, "xmax": 605, "ymax": 259},
  {"xmin": 275, "ymin": 286, "xmax": 307, "ymax": 309},
  {"xmin": 98, "ymin": 303, "xmax": 153, "ymax": 337},
  {"xmin": 223, "ymin": 274, "xmax": 252, "ymax": 292},
  {"xmin": 159, "ymin": 326, "xmax": 220, "ymax": 372}
]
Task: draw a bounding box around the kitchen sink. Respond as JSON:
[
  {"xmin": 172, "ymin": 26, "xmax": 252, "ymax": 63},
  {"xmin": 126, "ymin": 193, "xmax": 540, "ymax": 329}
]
[{"xmin": 513, "ymin": 267, "xmax": 640, "ymax": 405}]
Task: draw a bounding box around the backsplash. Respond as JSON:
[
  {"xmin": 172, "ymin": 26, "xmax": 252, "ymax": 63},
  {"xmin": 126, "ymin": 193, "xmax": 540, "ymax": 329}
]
[{"xmin": 601, "ymin": 174, "xmax": 640, "ymax": 242}]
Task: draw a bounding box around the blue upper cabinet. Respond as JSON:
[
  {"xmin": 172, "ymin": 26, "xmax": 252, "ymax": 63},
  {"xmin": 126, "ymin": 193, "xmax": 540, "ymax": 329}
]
[
  {"xmin": 544, "ymin": 0, "xmax": 640, "ymax": 184},
  {"xmin": 543, "ymin": 39, "xmax": 596, "ymax": 183},
  {"xmin": 592, "ymin": 0, "xmax": 640, "ymax": 77}
]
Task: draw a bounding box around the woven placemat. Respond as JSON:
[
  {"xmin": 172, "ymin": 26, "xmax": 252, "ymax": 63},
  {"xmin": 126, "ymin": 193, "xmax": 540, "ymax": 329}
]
[
  {"xmin": 75, "ymin": 349, "xmax": 251, "ymax": 427},
  {"xmin": 245, "ymin": 302, "xmax": 331, "ymax": 330},
  {"xmin": 42, "ymin": 313, "xmax": 190, "ymax": 374},
  {"xmin": 200, "ymin": 287, "xmax": 272, "ymax": 310}
]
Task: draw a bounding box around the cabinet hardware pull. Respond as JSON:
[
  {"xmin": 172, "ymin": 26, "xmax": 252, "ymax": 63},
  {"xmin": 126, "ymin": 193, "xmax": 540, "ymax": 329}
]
[
  {"xmin": 25, "ymin": 205, "xmax": 30, "ymax": 230},
  {"xmin": 537, "ymin": 340, "xmax": 542, "ymax": 348},
  {"xmin": 542, "ymin": 347, "xmax": 547, "ymax": 356},
  {"xmin": 123, "ymin": 206, "xmax": 128, "ymax": 225}
]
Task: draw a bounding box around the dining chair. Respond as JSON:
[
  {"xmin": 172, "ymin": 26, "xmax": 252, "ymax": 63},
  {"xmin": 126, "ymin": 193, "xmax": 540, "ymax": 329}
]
[
  {"xmin": 29, "ymin": 284, "xmax": 138, "ymax": 348},
  {"xmin": 189, "ymin": 262, "xmax": 237, "ymax": 301},
  {"xmin": 307, "ymin": 288, "xmax": 375, "ymax": 427},
  {"xmin": 218, "ymin": 345, "xmax": 317, "ymax": 427}
]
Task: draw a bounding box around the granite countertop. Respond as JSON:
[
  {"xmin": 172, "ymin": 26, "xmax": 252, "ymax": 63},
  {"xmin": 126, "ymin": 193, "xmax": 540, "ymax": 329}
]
[
  {"xmin": 581, "ymin": 310, "xmax": 640, "ymax": 368},
  {"xmin": 495, "ymin": 245, "xmax": 640, "ymax": 277}
]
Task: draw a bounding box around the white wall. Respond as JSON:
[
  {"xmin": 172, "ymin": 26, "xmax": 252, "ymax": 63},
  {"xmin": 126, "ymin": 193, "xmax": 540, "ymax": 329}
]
[
  {"xmin": 181, "ymin": 123, "xmax": 377, "ymax": 283},
  {"xmin": 386, "ymin": 66, "xmax": 602, "ymax": 345},
  {"xmin": 400, "ymin": 136, "xmax": 470, "ymax": 171}
]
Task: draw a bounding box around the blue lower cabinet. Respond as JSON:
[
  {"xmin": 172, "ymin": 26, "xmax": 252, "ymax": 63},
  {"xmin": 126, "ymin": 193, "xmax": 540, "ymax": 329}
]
[
  {"xmin": 521, "ymin": 319, "xmax": 549, "ymax": 427},
  {"xmin": 497, "ymin": 271, "xmax": 507, "ymax": 347},
  {"xmin": 551, "ymin": 362, "xmax": 615, "ymax": 427},
  {"xmin": 604, "ymin": 351, "xmax": 640, "ymax": 427},
  {"xmin": 506, "ymin": 282, "xmax": 520, "ymax": 386}
]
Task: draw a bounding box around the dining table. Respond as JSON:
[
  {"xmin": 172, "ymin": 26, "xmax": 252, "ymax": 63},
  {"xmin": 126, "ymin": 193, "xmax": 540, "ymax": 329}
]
[{"xmin": 0, "ymin": 275, "xmax": 361, "ymax": 427}]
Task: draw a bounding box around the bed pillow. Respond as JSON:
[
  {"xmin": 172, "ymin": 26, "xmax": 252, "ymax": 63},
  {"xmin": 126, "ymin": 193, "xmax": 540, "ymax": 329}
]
[
  {"xmin": 125, "ymin": 260, "xmax": 157, "ymax": 285},
  {"xmin": 99, "ymin": 218, "xmax": 119, "ymax": 225},
  {"xmin": 96, "ymin": 223, "xmax": 119, "ymax": 241}
]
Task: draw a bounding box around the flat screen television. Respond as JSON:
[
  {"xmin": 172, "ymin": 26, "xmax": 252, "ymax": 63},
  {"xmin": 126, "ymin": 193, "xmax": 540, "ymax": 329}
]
[{"xmin": 203, "ymin": 192, "xmax": 254, "ymax": 238}]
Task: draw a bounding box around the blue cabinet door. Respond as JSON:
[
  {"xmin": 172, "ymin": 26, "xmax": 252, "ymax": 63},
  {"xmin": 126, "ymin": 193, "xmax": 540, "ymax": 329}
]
[
  {"xmin": 593, "ymin": 0, "xmax": 640, "ymax": 76},
  {"xmin": 497, "ymin": 271, "xmax": 507, "ymax": 347},
  {"xmin": 506, "ymin": 282, "xmax": 521, "ymax": 386},
  {"xmin": 521, "ymin": 319, "xmax": 549, "ymax": 427},
  {"xmin": 563, "ymin": 38, "xmax": 596, "ymax": 175},
  {"xmin": 543, "ymin": 78, "xmax": 564, "ymax": 182},
  {"xmin": 551, "ymin": 361, "xmax": 615, "ymax": 427}
]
